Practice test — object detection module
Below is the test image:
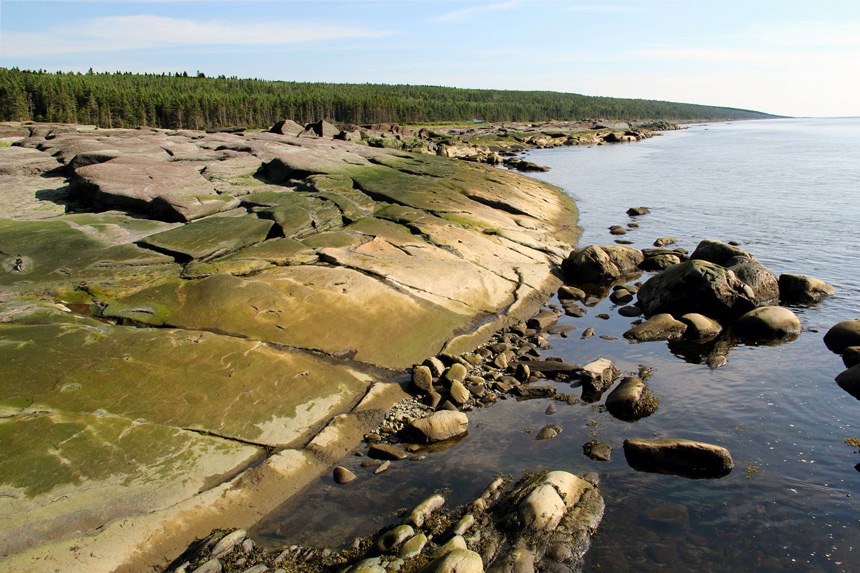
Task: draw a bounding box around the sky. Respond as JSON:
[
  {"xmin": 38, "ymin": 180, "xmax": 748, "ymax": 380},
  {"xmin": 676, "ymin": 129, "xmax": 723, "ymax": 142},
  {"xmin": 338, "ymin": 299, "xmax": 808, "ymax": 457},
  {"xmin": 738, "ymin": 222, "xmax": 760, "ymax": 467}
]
[{"xmin": 1, "ymin": 0, "xmax": 859, "ymax": 117}]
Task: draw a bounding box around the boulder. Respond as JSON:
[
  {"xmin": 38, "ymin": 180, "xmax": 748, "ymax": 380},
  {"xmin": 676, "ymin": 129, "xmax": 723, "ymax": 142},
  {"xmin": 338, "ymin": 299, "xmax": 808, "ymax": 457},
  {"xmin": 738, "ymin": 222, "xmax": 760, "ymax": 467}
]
[
  {"xmin": 779, "ymin": 273, "xmax": 835, "ymax": 304},
  {"xmin": 624, "ymin": 313, "xmax": 687, "ymax": 342},
  {"xmin": 441, "ymin": 363, "xmax": 468, "ymax": 386},
  {"xmin": 842, "ymin": 347, "xmax": 860, "ymax": 368},
  {"xmin": 653, "ymin": 237, "xmax": 677, "ymax": 247},
  {"xmin": 605, "ymin": 377, "xmax": 658, "ymax": 421},
  {"xmin": 627, "ymin": 207, "xmax": 650, "ymax": 216},
  {"xmin": 580, "ymin": 358, "xmax": 621, "ymax": 394},
  {"xmin": 582, "ymin": 440, "xmax": 612, "ymax": 461},
  {"xmin": 301, "ymin": 120, "xmax": 341, "ymax": 138},
  {"xmin": 640, "ymin": 253, "xmax": 681, "ymax": 271},
  {"xmin": 406, "ymin": 411, "xmax": 468, "ymax": 443},
  {"xmin": 824, "ymin": 319, "xmax": 860, "ymax": 354},
  {"xmin": 527, "ymin": 309, "xmax": 559, "ymax": 331},
  {"xmin": 269, "ymin": 119, "xmax": 304, "ymax": 136},
  {"xmin": 609, "ymin": 288, "xmax": 634, "ymax": 305},
  {"xmin": 562, "ymin": 245, "xmax": 644, "ymax": 284},
  {"xmin": 679, "ymin": 313, "xmax": 723, "ymax": 339},
  {"xmin": 618, "ymin": 305, "xmax": 643, "ymax": 317},
  {"xmin": 420, "ymin": 548, "xmax": 483, "ymax": 573},
  {"xmin": 689, "ymin": 239, "xmax": 751, "ymax": 266},
  {"xmin": 734, "ymin": 306, "xmax": 801, "ymax": 341},
  {"xmin": 412, "ymin": 365, "xmax": 434, "ymax": 393},
  {"xmin": 635, "ymin": 259, "xmax": 757, "ymax": 319},
  {"xmin": 835, "ymin": 365, "xmax": 860, "ymax": 400},
  {"xmin": 623, "ymin": 438, "xmax": 734, "ymax": 479},
  {"xmin": 725, "ymin": 256, "xmax": 779, "ymax": 306}
]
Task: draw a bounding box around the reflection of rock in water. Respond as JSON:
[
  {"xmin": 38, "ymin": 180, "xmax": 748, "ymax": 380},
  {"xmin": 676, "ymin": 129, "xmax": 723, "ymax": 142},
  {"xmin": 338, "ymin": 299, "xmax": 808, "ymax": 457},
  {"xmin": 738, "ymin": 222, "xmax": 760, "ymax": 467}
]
[
  {"xmin": 168, "ymin": 470, "xmax": 604, "ymax": 573},
  {"xmin": 667, "ymin": 335, "xmax": 736, "ymax": 366}
]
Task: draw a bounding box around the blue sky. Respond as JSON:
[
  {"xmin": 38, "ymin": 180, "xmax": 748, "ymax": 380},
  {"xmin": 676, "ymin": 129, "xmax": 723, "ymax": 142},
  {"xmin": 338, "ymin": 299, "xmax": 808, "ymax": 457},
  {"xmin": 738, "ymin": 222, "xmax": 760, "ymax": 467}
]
[{"xmin": 1, "ymin": 0, "xmax": 858, "ymax": 117}]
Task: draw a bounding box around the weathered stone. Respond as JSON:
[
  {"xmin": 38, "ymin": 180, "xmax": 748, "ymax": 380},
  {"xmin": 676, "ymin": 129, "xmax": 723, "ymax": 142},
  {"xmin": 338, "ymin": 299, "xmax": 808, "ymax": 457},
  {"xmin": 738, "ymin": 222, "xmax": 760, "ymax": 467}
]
[
  {"xmin": 680, "ymin": 313, "xmax": 723, "ymax": 339},
  {"xmin": 211, "ymin": 529, "xmax": 246, "ymax": 559},
  {"xmin": 192, "ymin": 558, "xmax": 223, "ymax": 573},
  {"xmin": 779, "ymin": 274, "xmax": 835, "ymax": 304},
  {"xmin": 582, "ymin": 440, "xmax": 612, "ymax": 461},
  {"xmin": 623, "ymin": 438, "xmax": 734, "ymax": 479},
  {"xmin": 525, "ymin": 360, "xmax": 579, "ymax": 377},
  {"xmin": 842, "ymin": 347, "xmax": 860, "ymax": 368},
  {"xmin": 689, "ymin": 239, "xmax": 751, "ymax": 266},
  {"xmin": 368, "ymin": 444, "xmax": 408, "ymax": 461},
  {"xmin": 450, "ymin": 380, "xmax": 471, "ymax": 405},
  {"xmin": 405, "ymin": 494, "xmax": 446, "ymax": 528},
  {"xmin": 515, "ymin": 363, "xmax": 531, "ymax": 383},
  {"xmin": 562, "ymin": 245, "xmax": 644, "ymax": 284},
  {"xmin": 726, "ymin": 256, "xmax": 779, "ymax": 306},
  {"xmin": 605, "ymin": 377, "xmax": 658, "ymax": 421},
  {"xmin": 406, "ymin": 411, "xmax": 468, "ymax": 443},
  {"xmin": 269, "ymin": 119, "xmax": 304, "ymax": 136},
  {"xmin": 137, "ymin": 216, "xmax": 274, "ymax": 262},
  {"xmin": 639, "ymin": 253, "xmax": 682, "ymax": 271},
  {"xmin": 376, "ymin": 525, "xmax": 414, "ymax": 552},
  {"xmin": 824, "ymin": 319, "xmax": 860, "ymax": 354},
  {"xmin": 627, "ymin": 207, "xmax": 650, "ymax": 216},
  {"xmin": 399, "ymin": 533, "xmax": 428, "ymax": 559},
  {"xmin": 441, "ymin": 363, "xmax": 468, "ymax": 386},
  {"xmin": 424, "ymin": 357, "xmax": 446, "ymax": 377},
  {"xmin": 654, "ymin": 237, "xmax": 678, "ymax": 247},
  {"xmin": 374, "ymin": 461, "xmax": 391, "ymax": 474},
  {"xmin": 734, "ymin": 306, "xmax": 802, "ymax": 341},
  {"xmin": 835, "ymin": 364, "xmax": 860, "ymax": 400},
  {"xmin": 618, "ymin": 305, "xmax": 643, "ymax": 317},
  {"xmin": 528, "ymin": 309, "xmax": 559, "ymax": 331},
  {"xmin": 537, "ymin": 424, "xmax": 563, "ymax": 440},
  {"xmin": 412, "ymin": 365, "xmax": 434, "ymax": 393},
  {"xmin": 636, "ymin": 259, "xmax": 757, "ymax": 319},
  {"xmin": 333, "ymin": 466, "xmax": 357, "ymax": 484},
  {"xmin": 580, "ymin": 358, "xmax": 621, "ymax": 394},
  {"xmin": 558, "ymin": 285, "xmax": 586, "ymax": 301},
  {"xmin": 624, "ymin": 313, "xmax": 687, "ymax": 342}
]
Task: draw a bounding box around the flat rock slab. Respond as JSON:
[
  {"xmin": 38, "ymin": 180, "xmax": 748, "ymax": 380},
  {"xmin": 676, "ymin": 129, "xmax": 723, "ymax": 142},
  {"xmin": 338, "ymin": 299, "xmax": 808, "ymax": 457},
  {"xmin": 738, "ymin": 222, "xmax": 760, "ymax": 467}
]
[
  {"xmin": 623, "ymin": 437, "xmax": 734, "ymax": 479},
  {"xmin": 73, "ymin": 156, "xmax": 240, "ymax": 222},
  {"xmin": 138, "ymin": 216, "xmax": 274, "ymax": 261}
]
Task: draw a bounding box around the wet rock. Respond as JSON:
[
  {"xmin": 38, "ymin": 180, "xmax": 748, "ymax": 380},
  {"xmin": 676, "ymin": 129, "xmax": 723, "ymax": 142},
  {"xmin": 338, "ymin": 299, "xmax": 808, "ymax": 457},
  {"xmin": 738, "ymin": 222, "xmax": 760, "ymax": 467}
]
[
  {"xmin": 726, "ymin": 256, "xmax": 779, "ymax": 306},
  {"xmin": 562, "ymin": 245, "xmax": 644, "ymax": 284},
  {"xmin": 618, "ymin": 305, "xmax": 643, "ymax": 317},
  {"xmin": 514, "ymin": 385, "xmax": 557, "ymax": 399},
  {"xmin": 528, "ymin": 309, "xmax": 559, "ymax": 331},
  {"xmin": 399, "ymin": 533, "xmax": 428, "ymax": 559},
  {"xmin": 654, "ymin": 237, "xmax": 678, "ymax": 247},
  {"xmin": 580, "ymin": 358, "xmax": 621, "ymax": 394},
  {"xmin": 192, "ymin": 558, "xmax": 222, "ymax": 573},
  {"xmin": 609, "ymin": 288, "xmax": 634, "ymax": 305},
  {"xmin": 624, "ymin": 313, "xmax": 687, "ymax": 342},
  {"xmin": 563, "ymin": 303, "xmax": 587, "ymax": 317},
  {"xmin": 333, "ymin": 466, "xmax": 357, "ymax": 484},
  {"xmin": 582, "ymin": 440, "xmax": 612, "ymax": 461},
  {"xmin": 842, "ymin": 347, "xmax": 860, "ymax": 368},
  {"xmin": 623, "ymin": 438, "xmax": 734, "ymax": 479},
  {"xmin": 605, "ymin": 376, "xmax": 658, "ymax": 421},
  {"xmin": 524, "ymin": 360, "xmax": 579, "ymax": 378},
  {"xmin": 376, "ymin": 525, "xmax": 414, "ymax": 552},
  {"xmin": 835, "ymin": 365, "xmax": 860, "ymax": 399},
  {"xmin": 411, "ymin": 365, "xmax": 434, "ymax": 393},
  {"xmin": 679, "ymin": 313, "xmax": 723, "ymax": 339},
  {"xmin": 639, "ymin": 253, "xmax": 682, "ymax": 271},
  {"xmin": 406, "ymin": 411, "xmax": 469, "ymax": 443},
  {"xmin": 373, "ymin": 461, "xmax": 391, "ymax": 474},
  {"xmin": 609, "ymin": 225, "xmax": 627, "ymax": 235},
  {"xmin": 368, "ymin": 444, "xmax": 408, "ymax": 461},
  {"xmin": 581, "ymin": 328, "xmax": 595, "ymax": 339},
  {"xmin": 779, "ymin": 273, "xmax": 835, "ymax": 304},
  {"xmin": 449, "ymin": 514, "xmax": 475, "ymax": 536},
  {"xmin": 824, "ymin": 319, "xmax": 860, "ymax": 354},
  {"xmin": 558, "ymin": 285, "xmax": 586, "ymax": 301},
  {"xmin": 689, "ymin": 239, "xmax": 751, "ymax": 266},
  {"xmin": 707, "ymin": 355, "xmax": 728, "ymax": 369},
  {"xmin": 636, "ymin": 259, "xmax": 757, "ymax": 319},
  {"xmin": 734, "ymin": 306, "xmax": 802, "ymax": 341},
  {"xmin": 627, "ymin": 207, "xmax": 650, "ymax": 216},
  {"xmin": 537, "ymin": 424, "xmax": 563, "ymax": 440}
]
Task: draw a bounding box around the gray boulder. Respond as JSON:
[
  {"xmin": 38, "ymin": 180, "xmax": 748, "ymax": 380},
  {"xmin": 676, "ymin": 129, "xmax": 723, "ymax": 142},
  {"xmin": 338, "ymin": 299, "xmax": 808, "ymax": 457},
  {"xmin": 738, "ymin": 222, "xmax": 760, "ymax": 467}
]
[
  {"xmin": 824, "ymin": 319, "xmax": 860, "ymax": 354},
  {"xmin": 779, "ymin": 273, "xmax": 835, "ymax": 304},
  {"xmin": 679, "ymin": 313, "xmax": 723, "ymax": 339},
  {"xmin": 635, "ymin": 260, "xmax": 757, "ymax": 319},
  {"xmin": 624, "ymin": 313, "xmax": 687, "ymax": 342},
  {"xmin": 836, "ymin": 365, "xmax": 860, "ymax": 400},
  {"xmin": 269, "ymin": 119, "xmax": 304, "ymax": 136},
  {"xmin": 734, "ymin": 306, "xmax": 801, "ymax": 341},
  {"xmin": 562, "ymin": 245, "xmax": 644, "ymax": 284},
  {"xmin": 726, "ymin": 256, "xmax": 779, "ymax": 306},
  {"xmin": 623, "ymin": 438, "xmax": 734, "ymax": 479},
  {"xmin": 689, "ymin": 239, "xmax": 751, "ymax": 266}
]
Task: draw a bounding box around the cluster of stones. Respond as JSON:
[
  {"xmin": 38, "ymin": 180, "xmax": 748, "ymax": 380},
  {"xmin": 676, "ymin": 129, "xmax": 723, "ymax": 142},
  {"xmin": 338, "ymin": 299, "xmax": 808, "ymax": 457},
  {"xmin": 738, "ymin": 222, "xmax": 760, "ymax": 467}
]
[
  {"xmin": 267, "ymin": 119, "xmax": 671, "ymax": 172},
  {"xmin": 823, "ymin": 318, "xmax": 860, "ymax": 402},
  {"xmin": 169, "ymin": 470, "xmax": 604, "ymax": 573}
]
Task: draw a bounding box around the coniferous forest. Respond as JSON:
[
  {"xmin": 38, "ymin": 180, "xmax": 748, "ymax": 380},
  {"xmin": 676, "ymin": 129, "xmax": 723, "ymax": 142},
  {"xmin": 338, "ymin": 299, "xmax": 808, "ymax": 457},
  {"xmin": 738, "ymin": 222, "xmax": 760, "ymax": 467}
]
[{"xmin": 0, "ymin": 68, "xmax": 777, "ymax": 130}]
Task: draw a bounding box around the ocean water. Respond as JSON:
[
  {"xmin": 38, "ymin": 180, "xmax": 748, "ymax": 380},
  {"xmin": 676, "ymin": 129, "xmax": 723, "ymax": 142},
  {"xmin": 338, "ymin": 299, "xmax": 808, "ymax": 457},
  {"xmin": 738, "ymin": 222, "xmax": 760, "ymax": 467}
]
[{"xmin": 251, "ymin": 119, "xmax": 860, "ymax": 571}]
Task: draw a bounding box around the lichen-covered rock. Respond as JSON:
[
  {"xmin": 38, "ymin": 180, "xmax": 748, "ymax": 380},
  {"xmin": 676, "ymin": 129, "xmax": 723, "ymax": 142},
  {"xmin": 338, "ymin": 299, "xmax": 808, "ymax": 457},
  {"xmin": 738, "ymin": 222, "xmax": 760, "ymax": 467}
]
[
  {"xmin": 635, "ymin": 260, "xmax": 757, "ymax": 319},
  {"xmin": 624, "ymin": 313, "xmax": 687, "ymax": 342},
  {"xmin": 680, "ymin": 313, "xmax": 723, "ymax": 339},
  {"xmin": 623, "ymin": 438, "xmax": 734, "ymax": 479}
]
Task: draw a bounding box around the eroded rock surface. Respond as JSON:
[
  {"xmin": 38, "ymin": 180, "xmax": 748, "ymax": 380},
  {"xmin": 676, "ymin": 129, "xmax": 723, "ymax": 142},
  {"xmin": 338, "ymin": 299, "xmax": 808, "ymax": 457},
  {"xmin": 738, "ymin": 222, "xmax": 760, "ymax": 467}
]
[{"xmin": 0, "ymin": 122, "xmax": 580, "ymax": 571}]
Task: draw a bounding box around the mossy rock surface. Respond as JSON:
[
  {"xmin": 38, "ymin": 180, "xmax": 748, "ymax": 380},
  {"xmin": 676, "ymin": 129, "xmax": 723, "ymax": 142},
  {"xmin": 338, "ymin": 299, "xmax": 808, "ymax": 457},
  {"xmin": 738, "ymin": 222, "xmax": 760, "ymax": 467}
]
[{"xmin": 137, "ymin": 215, "xmax": 274, "ymax": 261}]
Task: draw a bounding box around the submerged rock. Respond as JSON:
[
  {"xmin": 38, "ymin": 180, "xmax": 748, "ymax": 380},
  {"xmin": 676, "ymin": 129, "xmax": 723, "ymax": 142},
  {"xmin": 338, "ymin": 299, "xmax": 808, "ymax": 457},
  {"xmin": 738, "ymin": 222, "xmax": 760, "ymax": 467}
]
[
  {"xmin": 623, "ymin": 438, "xmax": 734, "ymax": 479},
  {"xmin": 624, "ymin": 313, "xmax": 687, "ymax": 342},
  {"xmin": 779, "ymin": 273, "xmax": 835, "ymax": 304}
]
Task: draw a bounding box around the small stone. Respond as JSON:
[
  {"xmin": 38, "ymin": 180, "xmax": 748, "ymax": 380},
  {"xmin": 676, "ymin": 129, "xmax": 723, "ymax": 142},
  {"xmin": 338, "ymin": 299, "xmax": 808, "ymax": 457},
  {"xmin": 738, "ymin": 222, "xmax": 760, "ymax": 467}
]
[
  {"xmin": 735, "ymin": 306, "xmax": 801, "ymax": 341},
  {"xmin": 406, "ymin": 494, "xmax": 446, "ymax": 528},
  {"xmin": 581, "ymin": 328, "xmax": 595, "ymax": 339},
  {"xmin": 583, "ymin": 440, "xmax": 612, "ymax": 461},
  {"xmin": 369, "ymin": 444, "xmax": 408, "ymax": 461},
  {"xmin": 624, "ymin": 313, "xmax": 687, "ymax": 342},
  {"xmin": 609, "ymin": 225, "xmax": 627, "ymax": 235},
  {"xmin": 441, "ymin": 363, "xmax": 468, "ymax": 386},
  {"xmin": 361, "ymin": 459, "xmax": 384, "ymax": 468},
  {"xmin": 618, "ymin": 305, "xmax": 643, "ymax": 317},
  {"xmin": 374, "ymin": 460, "xmax": 391, "ymax": 474},
  {"xmin": 333, "ymin": 466, "xmax": 357, "ymax": 484},
  {"xmin": 605, "ymin": 376, "xmax": 659, "ymax": 421},
  {"xmin": 545, "ymin": 403, "xmax": 557, "ymax": 415},
  {"xmin": 609, "ymin": 289, "xmax": 634, "ymax": 305},
  {"xmin": 824, "ymin": 319, "xmax": 860, "ymax": 354},
  {"xmin": 450, "ymin": 380, "xmax": 471, "ymax": 405},
  {"xmin": 654, "ymin": 237, "xmax": 678, "ymax": 247},
  {"xmin": 515, "ymin": 363, "xmax": 530, "ymax": 383},
  {"xmin": 558, "ymin": 285, "xmax": 586, "ymax": 301},
  {"xmin": 406, "ymin": 411, "xmax": 469, "ymax": 443},
  {"xmin": 493, "ymin": 353, "xmax": 509, "ymax": 370},
  {"xmin": 680, "ymin": 313, "xmax": 723, "ymax": 339},
  {"xmin": 627, "ymin": 206, "xmax": 650, "ymax": 216},
  {"xmin": 448, "ymin": 514, "xmax": 475, "ymax": 536},
  {"xmin": 537, "ymin": 424, "xmax": 562, "ymax": 440}
]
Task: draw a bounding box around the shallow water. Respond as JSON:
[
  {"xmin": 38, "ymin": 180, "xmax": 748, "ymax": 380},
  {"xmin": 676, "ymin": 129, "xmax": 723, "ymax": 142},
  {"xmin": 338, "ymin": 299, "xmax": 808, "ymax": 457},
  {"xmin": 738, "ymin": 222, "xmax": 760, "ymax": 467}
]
[{"xmin": 251, "ymin": 119, "xmax": 860, "ymax": 571}]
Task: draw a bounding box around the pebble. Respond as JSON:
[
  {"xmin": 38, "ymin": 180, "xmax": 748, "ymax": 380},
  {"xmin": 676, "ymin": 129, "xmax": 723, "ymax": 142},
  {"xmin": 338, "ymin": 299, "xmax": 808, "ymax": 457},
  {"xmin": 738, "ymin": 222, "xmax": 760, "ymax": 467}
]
[
  {"xmin": 333, "ymin": 466, "xmax": 357, "ymax": 484},
  {"xmin": 374, "ymin": 461, "xmax": 391, "ymax": 474}
]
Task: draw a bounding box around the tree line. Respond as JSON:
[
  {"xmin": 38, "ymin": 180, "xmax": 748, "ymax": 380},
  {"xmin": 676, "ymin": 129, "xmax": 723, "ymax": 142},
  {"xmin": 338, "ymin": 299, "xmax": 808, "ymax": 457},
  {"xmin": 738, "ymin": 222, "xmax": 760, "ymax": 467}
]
[{"xmin": 0, "ymin": 68, "xmax": 776, "ymax": 130}]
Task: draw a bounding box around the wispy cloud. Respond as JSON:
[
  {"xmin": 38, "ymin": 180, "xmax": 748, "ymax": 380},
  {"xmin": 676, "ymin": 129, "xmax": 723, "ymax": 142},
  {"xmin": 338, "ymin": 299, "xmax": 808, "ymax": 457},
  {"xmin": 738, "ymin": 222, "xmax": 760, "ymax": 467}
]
[
  {"xmin": 1, "ymin": 15, "xmax": 394, "ymax": 58},
  {"xmin": 433, "ymin": 0, "xmax": 520, "ymax": 23},
  {"xmin": 633, "ymin": 47, "xmax": 788, "ymax": 66}
]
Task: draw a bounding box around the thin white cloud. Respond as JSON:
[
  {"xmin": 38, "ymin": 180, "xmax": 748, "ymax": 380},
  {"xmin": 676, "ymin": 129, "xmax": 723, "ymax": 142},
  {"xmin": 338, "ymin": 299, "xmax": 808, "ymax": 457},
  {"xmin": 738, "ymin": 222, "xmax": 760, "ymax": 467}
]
[
  {"xmin": 634, "ymin": 48, "xmax": 788, "ymax": 66},
  {"xmin": 1, "ymin": 15, "xmax": 394, "ymax": 58},
  {"xmin": 433, "ymin": 0, "xmax": 520, "ymax": 23}
]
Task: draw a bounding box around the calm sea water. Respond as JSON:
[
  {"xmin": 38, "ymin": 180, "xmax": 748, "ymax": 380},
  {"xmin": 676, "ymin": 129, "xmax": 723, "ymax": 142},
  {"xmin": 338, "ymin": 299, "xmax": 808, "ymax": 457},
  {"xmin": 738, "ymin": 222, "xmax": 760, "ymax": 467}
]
[{"xmin": 252, "ymin": 119, "xmax": 860, "ymax": 571}]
